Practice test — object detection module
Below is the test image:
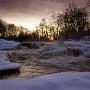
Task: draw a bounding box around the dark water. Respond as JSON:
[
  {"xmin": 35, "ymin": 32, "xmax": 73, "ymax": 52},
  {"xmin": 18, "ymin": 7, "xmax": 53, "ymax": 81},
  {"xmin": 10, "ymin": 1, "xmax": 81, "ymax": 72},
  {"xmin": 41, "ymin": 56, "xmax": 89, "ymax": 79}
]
[{"xmin": 0, "ymin": 65, "xmax": 60, "ymax": 80}]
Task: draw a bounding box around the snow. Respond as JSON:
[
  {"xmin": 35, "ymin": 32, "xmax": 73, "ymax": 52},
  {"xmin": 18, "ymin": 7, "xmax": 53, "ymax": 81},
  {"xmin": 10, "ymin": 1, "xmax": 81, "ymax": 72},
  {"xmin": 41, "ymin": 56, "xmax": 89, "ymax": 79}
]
[
  {"xmin": 82, "ymin": 41, "xmax": 90, "ymax": 44},
  {"xmin": 0, "ymin": 51, "xmax": 7, "ymax": 60},
  {"xmin": 39, "ymin": 46, "xmax": 67, "ymax": 56},
  {"xmin": 63, "ymin": 41, "xmax": 85, "ymax": 46},
  {"xmin": 80, "ymin": 44, "xmax": 90, "ymax": 58},
  {"xmin": 0, "ymin": 50, "xmax": 20, "ymax": 71},
  {"xmin": 81, "ymin": 44, "xmax": 90, "ymax": 52},
  {"xmin": 0, "ymin": 72, "xmax": 90, "ymax": 90},
  {"xmin": 0, "ymin": 60, "xmax": 20, "ymax": 71},
  {"xmin": 0, "ymin": 39, "xmax": 20, "ymax": 50},
  {"xmin": 63, "ymin": 40, "xmax": 90, "ymax": 57},
  {"xmin": 83, "ymin": 51, "xmax": 90, "ymax": 58}
]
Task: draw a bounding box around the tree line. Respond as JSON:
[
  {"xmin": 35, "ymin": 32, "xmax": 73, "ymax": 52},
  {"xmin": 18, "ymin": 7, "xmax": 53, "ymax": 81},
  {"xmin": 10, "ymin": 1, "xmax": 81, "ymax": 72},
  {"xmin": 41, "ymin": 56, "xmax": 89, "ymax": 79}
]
[{"xmin": 0, "ymin": 5, "xmax": 90, "ymax": 41}]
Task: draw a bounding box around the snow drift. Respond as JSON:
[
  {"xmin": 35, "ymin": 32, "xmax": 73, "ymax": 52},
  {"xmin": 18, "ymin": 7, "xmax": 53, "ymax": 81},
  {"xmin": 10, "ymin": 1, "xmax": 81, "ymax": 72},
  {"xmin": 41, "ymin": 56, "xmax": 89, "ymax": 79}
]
[
  {"xmin": 0, "ymin": 72, "xmax": 90, "ymax": 90},
  {"xmin": 63, "ymin": 40, "xmax": 90, "ymax": 57},
  {"xmin": 0, "ymin": 51, "xmax": 7, "ymax": 60},
  {"xmin": 80, "ymin": 44, "xmax": 90, "ymax": 58},
  {"xmin": 0, "ymin": 39, "xmax": 20, "ymax": 50},
  {"xmin": 39, "ymin": 46, "xmax": 67, "ymax": 56},
  {"xmin": 0, "ymin": 60, "xmax": 20, "ymax": 71},
  {"xmin": 0, "ymin": 39, "xmax": 20, "ymax": 72},
  {"xmin": 63, "ymin": 41, "xmax": 84, "ymax": 46}
]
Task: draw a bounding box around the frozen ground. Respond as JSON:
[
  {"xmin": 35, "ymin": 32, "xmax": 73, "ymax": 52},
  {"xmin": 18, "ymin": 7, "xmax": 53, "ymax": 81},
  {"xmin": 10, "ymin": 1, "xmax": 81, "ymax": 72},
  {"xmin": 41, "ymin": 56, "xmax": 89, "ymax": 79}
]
[{"xmin": 0, "ymin": 72, "xmax": 90, "ymax": 90}]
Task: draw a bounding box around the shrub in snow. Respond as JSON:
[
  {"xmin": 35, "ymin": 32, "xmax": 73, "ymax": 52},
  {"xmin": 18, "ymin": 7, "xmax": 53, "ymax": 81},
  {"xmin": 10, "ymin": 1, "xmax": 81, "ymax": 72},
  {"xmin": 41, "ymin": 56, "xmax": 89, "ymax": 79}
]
[
  {"xmin": 0, "ymin": 60, "xmax": 20, "ymax": 71},
  {"xmin": 67, "ymin": 47, "xmax": 83, "ymax": 56},
  {"xmin": 0, "ymin": 72, "xmax": 90, "ymax": 90},
  {"xmin": 39, "ymin": 46, "xmax": 67, "ymax": 56},
  {"xmin": 0, "ymin": 39, "xmax": 20, "ymax": 50}
]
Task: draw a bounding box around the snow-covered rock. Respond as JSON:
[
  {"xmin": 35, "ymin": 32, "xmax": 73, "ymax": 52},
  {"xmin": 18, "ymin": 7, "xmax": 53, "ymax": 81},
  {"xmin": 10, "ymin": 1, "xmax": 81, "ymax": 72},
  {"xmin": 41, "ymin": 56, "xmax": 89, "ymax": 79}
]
[
  {"xmin": 0, "ymin": 45, "xmax": 20, "ymax": 71},
  {"xmin": 83, "ymin": 41, "xmax": 90, "ymax": 44},
  {"xmin": 80, "ymin": 44, "xmax": 90, "ymax": 58},
  {"xmin": 63, "ymin": 41, "xmax": 84, "ymax": 46},
  {"xmin": 0, "ymin": 72, "xmax": 90, "ymax": 90},
  {"xmin": 83, "ymin": 51, "xmax": 90, "ymax": 58},
  {"xmin": 81, "ymin": 44, "xmax": 90, "ymax": 52},
  {"xmin": 0, "ymin": 39, "xmax": 20, "ymax": 50},
  {"xmin": 0, "ymin": 60, "xmax": 20, "ymax": 71},
  {"xmin": 63, "ymin": 40, "xmax": 90, "ymax": 57},
  {"xmin": 0, "ymin": 51, "xmax": 7, "ymax": 60},
  {"xmin": 39, "ymin": 46, "xmax": 67, "ymax": 56}
]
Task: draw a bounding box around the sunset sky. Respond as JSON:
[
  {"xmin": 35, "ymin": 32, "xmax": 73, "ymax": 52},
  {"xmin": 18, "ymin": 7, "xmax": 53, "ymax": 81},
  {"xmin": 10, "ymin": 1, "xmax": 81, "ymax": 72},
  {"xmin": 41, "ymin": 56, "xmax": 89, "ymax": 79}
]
[{"xmin": 0, "ymin": 0, "xmax": 89, "ymax": 30}]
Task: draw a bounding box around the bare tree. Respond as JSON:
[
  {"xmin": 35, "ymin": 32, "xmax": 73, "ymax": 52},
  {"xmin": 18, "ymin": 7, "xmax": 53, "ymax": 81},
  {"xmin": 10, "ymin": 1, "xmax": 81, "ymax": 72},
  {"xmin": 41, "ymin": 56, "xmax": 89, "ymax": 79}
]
[{"xmin": 63, "ymin": 5, "xmax": 89, "ymax": 40}]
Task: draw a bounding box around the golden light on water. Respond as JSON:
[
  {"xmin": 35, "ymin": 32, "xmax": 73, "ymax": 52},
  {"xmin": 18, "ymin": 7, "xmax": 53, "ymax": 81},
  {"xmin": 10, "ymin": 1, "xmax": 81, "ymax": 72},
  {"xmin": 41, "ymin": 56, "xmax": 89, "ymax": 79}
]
[{"xmin": 49, "ymin": 37, "xmax": 54, "ymax": 41}]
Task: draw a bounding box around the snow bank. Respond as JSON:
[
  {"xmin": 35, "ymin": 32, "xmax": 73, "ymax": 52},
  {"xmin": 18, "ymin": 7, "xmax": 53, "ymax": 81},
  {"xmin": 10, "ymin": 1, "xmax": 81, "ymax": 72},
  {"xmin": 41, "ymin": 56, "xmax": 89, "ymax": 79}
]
[
  {"xmin": 83, "ymin": 51, "xmax": 90, "ymax": 58},
  {"xmin": 63, "ymin": 41, "xmax": 84, "ymax": 46},
  {"xmin": 63, "ymin": 40, "xmax": 90, "ymax": 57},
  {"xmin": 0, "ymin": 72, "xmax": 90, "ymax": 90},
  {"xmin": 83, "ymin": 41, "xmax": 90, "ymax": 44},
  {"xmin": 0, "ymin": 39, "xmax": 20, "ymax": 50},
  {"xmin": 0, "ymin": 43, "xmax": 21, "ymax": 71},
  {"xmin": 80, "ymin": 44, "xmax": 90, "ymax": 58},
  {"xmin": 0, "ymin": 60, "xmax": 20, "ymax": 71},
  {"xmin": 81, "ymin": 44, "xmax": 90, "ymax": 52},
  {"xmin": 39, "ymin": 46, "xmax": 67, "ymax": 56}
]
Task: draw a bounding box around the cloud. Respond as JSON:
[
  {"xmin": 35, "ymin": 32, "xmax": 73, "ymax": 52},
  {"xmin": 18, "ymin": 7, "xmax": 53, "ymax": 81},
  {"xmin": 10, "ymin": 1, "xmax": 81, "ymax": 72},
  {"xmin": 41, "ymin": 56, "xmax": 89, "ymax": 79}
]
[
  {"xmin": 0, "ymin": 0, "xmax": 88, "ymax": 29},
  {"xmin": 0, "ymin": 0, "xmax": 64, "ymax": 12}
]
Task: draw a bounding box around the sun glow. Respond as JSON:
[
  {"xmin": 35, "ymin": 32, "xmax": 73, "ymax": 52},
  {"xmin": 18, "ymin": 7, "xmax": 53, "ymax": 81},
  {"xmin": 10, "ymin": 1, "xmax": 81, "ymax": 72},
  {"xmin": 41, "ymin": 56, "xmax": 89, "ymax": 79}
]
[
  {"xmin": 18, "ymin": 22, "xmax": 38, "ymax": 30},
  {"xmin": 14, "ymin": 20, "xmax": 39, "ymax": 31},
  {"xmin": 3, "ymin": 17, "xmax": 40, "ymax": 31},
  {"xmin": 49, "ymin": 37, "xmax": 54, "ymax": 41}
]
